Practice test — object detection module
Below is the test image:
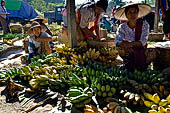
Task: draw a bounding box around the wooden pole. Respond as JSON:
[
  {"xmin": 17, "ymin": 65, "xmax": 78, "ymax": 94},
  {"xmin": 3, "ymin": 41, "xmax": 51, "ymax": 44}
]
[
  {"xmin": 67, "ymin": 0, "xmax": 77, "ymax": 48},
  {"xmin": 154, "ymin": 0, "xmax": 159, "ymax": 33}
]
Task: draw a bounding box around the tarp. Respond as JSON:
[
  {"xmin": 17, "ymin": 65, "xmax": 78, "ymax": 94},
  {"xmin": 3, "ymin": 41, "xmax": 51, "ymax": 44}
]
[
  {"xmin": 6, "ymin": 1, "xmax": 38, "ymax": 19},
  {"xmin": 5, "ymin": 0, "xmax": 22, "ymax": 10}
]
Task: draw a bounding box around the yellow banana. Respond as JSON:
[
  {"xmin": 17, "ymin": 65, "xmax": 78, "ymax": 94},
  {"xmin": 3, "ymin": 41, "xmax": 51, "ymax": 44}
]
[
  {"xmin": 148, "ymin": 110, "xmax": 158, "ymax": 113},
  {"xmin": 159, "ymin": 106, "xmax": 166, "ymax": 113},
  {"xmin": 144, "ymin": 100, "xmax": 154, "ymax": 108},
  {"xmin": 72, "ymin": 54, "xmax": 78, "ymax": 59},
  {"xmin": 134, "ymin": 94, "xmax": 140, "ymax": 102},
  {"xmin": 153, "ymin": 93, "xmax": 160, "ymax": 104},
  {"xmin": 166, "ymin": 108, "xmax": 170, "ymax": 113},
  {"xmin": 144, "ymin": 93, "xmax": 154, "ymax": 102},
  {"xmin": 151, "ymin": 104, "xmax": 158, "ymax": 110},
  {"xmin": 166, "ymin": 94, "xmax": 170, "ymax": 104},
  {"xmin": 159, "ymin": 99, "xmax": 168, "ymax": 107},
  {"xmin": 160, "ymin": 85, "xmax": 165, "ymax": 93},
  {"xmin": 107, "ymin": 102, "xmax": 119, "ymax": 110}
]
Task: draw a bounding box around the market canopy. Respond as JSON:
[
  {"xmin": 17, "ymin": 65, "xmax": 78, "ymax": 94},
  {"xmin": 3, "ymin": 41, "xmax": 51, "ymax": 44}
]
[{"xmin": 5, "ymin": 0, "xmax": 38, "ymax": 19}]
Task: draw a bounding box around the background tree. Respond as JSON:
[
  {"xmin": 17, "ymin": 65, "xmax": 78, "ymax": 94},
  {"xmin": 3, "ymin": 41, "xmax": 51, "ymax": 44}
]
[{"xmin": 29, "ymin": 0, "xmax": 47, "ymax": 13}]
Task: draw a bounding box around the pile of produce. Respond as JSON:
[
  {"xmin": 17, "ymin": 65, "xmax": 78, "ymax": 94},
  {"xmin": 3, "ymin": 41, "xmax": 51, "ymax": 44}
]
[{"xmin": 1, "ymin": 42, "xmax": 170, "ymax": 113}]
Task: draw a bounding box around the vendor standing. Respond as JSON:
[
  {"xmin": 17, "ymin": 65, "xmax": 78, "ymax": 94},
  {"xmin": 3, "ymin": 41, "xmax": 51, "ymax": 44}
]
[
  {"xmin": 114, "ymin": 3, "xmax": 151, "ymax": 72},
  {"xmin": 0, "ymin": 0, "xmax": 10, "ymax": 34},
  {"xmin": 76, "ymin": 0, "xmax": 108, "ymax": 42}
]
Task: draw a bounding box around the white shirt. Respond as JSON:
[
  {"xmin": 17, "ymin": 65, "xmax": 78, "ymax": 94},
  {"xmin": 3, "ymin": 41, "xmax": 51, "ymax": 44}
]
[
  {"xmin": 28, "ymin": 32, "xmax": 51, "ymax": 53},
  {"xmin": 115, "ymin": 20, "xmax": 150, "ymax": 46},
  {"xmin": 77, "ymin": 3, "xmax": 100, "ymax": 28}
]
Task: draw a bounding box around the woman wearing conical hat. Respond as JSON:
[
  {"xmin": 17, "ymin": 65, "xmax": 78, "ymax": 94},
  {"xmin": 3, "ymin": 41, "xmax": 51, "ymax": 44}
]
[{"xmin": 114, "ymin": 3, "xmax": 152, "ymax": 72}]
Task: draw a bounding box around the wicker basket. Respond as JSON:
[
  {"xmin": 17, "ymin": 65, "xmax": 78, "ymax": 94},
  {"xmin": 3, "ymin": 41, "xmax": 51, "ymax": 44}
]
[
  {"xmin": 153, "ymin": 48, "xmax": 170, "ymax": 71},
  {"xmin": 87, "ymin": 39, "xmax": 115, "ymax": 48},
  {"xmin": 10, "ymin": 24, "xmax": 23, "ymax": 34}
]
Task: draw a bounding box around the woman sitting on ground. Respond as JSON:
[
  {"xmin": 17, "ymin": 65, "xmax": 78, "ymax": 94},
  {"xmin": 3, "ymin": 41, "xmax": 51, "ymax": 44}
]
[
  {"xmin": 114, "ymin": 3, "xmax": 152, "ymax": 72},
  {"xmin": 27, "ymin": 21, "xmax": 52, "ymax": 63}
]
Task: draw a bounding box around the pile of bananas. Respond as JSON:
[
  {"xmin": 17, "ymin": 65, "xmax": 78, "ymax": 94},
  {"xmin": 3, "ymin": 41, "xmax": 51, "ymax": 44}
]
[
  {"xmin": 56, "ymin": 46, "xmax": 75, "ymax": 56},
  {"xmin": 120, "ymin": 90, "xmax": 144, "ymax": 106},
  {"xmin": 99, "ymin": 47, "xmax": 118, "ymax": 66},
  {"xmin": 102, "ymin": 101, "xmax": 132, "ymax": 113},
  {"xmin": 3, "ymin": 38, "xmax": 22, "ymax": 46},
  {"xmin": 29, "ymin": 74, "xmax": 66, "ymax": 91},
  {"xmin": 70, "ymin": 48, "xmax": 100, "ymax": 65},
  {"xmin": 144, "ymin": 92, "xmax": 170, "ymax": 113},
  {"xmin": 127, "ymin": 70, "xmax": 169, "ymax": 87},
  {"xmin": 69, "ymin": 87, "xmax": 93, "ymax": 108},
  {"xmin": 128, "ymin": 79, "xmax": 153, "ymax": 93},
  {"xmin": 20, "ymin": 66, "xmax": 33, "ymax": 81}
]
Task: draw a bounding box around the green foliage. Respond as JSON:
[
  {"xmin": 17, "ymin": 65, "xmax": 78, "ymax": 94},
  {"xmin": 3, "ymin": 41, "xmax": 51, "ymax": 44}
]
[
  {"xmin": 0, "ymin": 33, "xmax": 28, "ymax": 40},
  {"xmin": 29, "ymin": 0, "xmax": 47, "ymax": 13},
  {"xmin": 47, "ymin": 3, "xmax": 64, "ymax": 11}
]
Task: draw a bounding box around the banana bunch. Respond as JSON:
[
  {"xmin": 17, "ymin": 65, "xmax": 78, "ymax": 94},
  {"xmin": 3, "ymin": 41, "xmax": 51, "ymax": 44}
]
[
  {"xmin": 70, "ymin": 54, "xmax": 88, "ymax": 65},
  {"xmin": 144, "ymin": 92, "xmax": 170, "ymax": 112},
  {"xmin": 102, "ymin": 102, "xmax": 132, "ymax": 113},
  {"xmin": 20, "ymin": 66, "xmax": 33, "ymax": 81},
  {"xmin": 69, "ymin": 87, "xmax": 93, "ymax": 108},
  {"xmin": 29, "ymin": 75, "xmax": 49, "ymax": 89},
  {"xmin": 128, "ymin": 70, "xmax": 168, "ymax": 87},
  {"xmin": 152, "ymin": 85, "xmax": 170, "ymax": 99},
  {"xmin": 85, "ymin": 48, "xmax": 100, "ymax": 60},
  {"xmin": 120, "ymin": 90, "xmax": 144, "ymax": 106},
  {"xmin": 56, "ymin": 46, "xmax": 75, "ymax": 56},
  {"xmin": 93, "ymin": 83, "xmax": 116, "ymax": 98},
  {"xmin": 3, "ymin": 38, "xmax": 21, "ymax": 46},
  {"xmin": 128, "ymin": 79, "xmax": 152, "ymax": 93}
]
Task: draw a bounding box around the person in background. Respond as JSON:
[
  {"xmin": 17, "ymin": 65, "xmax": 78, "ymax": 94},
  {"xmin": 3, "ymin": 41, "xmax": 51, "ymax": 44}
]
[
  {"xmin": 27, "ymin": 21, "xmax": 52, "ymax": 63},
  {"xmin": 0, "ymin": 0, "xmax": 10, "ymax": 34},
  {"xmin": 76, "ymin": 0, "xmax": 108, "ymax": 42},
  {"xmin": 102, "ymin": 15, "xmax": 111, "ymax": 33},
  {"xmin": 114, "ymin": 3, "xmax": 151, "ymax": 72},
  {"xmin": 62, "ymin": 4, "xmax": 67, "ymax": 27},
  {"xmin": 159, "ymin": 0, "xmax": 170, "ymax": 40}
]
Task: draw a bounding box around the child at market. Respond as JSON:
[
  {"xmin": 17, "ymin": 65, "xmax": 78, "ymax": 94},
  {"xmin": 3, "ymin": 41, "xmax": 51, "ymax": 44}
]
[{"xmin": 27, "ymin": 21, "xmax": 52, "ymax": 63}]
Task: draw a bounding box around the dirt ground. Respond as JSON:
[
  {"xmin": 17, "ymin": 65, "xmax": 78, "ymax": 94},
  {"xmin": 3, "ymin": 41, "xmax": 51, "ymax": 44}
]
[{"xmin": 0, "ymin": 87, "xmax": 23, "ymax": 113}]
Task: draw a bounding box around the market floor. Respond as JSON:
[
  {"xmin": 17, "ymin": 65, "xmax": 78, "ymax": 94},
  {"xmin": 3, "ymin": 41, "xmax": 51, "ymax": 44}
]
[{"xmin": 0, "ymin": 87, "xmax": 23, "ymax": 113}]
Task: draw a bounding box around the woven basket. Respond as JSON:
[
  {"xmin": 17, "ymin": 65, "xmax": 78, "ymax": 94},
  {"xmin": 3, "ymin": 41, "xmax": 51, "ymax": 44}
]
[
  {"xmin": 10, "ymin": 24, "xmax": 23, "ymax": 34},
  {"xmin": 87, "ymin": 40, "xmax": 115, "ymax": 48},
  {"xmin": 153, "ymin": 48, "xmax": 170, "ymax": 71}
]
